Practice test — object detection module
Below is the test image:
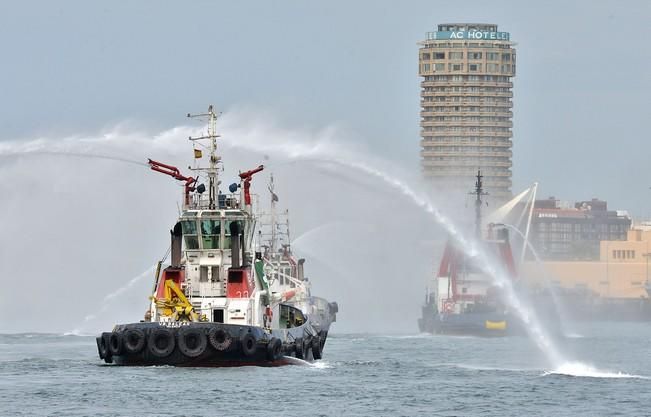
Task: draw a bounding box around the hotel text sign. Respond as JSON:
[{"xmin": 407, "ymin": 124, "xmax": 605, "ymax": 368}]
[{"xmin": 429, "ymin": 31, "xmax": 510, "ymax": 41}]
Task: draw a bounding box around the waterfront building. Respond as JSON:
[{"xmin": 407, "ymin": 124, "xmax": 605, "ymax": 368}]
[
  {"xmin": 419, "ymin": 23, "xmax": 515, "ymax": 201},
  {"xmin": 530, "ymin": 197, "xmax": 631, "ymax": 260},
  {"xmin": 522, "ymin": 227, "xmax": 651, "ymax": 300}
]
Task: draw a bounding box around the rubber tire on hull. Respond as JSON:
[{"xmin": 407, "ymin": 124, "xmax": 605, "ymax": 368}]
[
  {"xmin": 267, "ymin": 338, "xmax": 282, "ymax": 361},
  {"xmin": 101, "ymin": 333, "xmax": 113, "ymax": 363},
  {"xmin": 108, "ymin": 332, "xmax": 124, "ymax": 356},
  {"xmin": 97, "ymin": 335, "xmax": 108, "ymax": 360},
  {"xmin": 294, "ymin": 337, "xmax": 307, "ymax": 360},
  {"xmin": 240, "ymin": 333, "xmax": 257, "ymax": 357},
  {"xmin": 311, "ymin": 336, "xmax": 322, "ymax": 360},
  {"xmin": 178, "ymin": 327, "xmax": 207, "ymax": 358},
  {"xmin": 148, "ymin": 328, "xmax": 175, "ymax": 358},
  {"xmin": 123, "ymin": 328, "xmax": 146, "ymax": 354},
  {"xmin": 208, "ymin": 327, "xmax": 232, "ymax": 352},
  {"xmin": 319, "ymin": 331, "xmax": 328, "ymax": 350}
]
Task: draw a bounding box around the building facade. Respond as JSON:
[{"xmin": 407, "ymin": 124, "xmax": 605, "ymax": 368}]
[
  {"xmin": 419, "ymin": 23, "xmax": 515, "ymax": 201},
  {"xmin": 530, "ymin": 197, "xmax": 631, "ymax": 260},
  {"xmin": 522, "ymin": 228, "xmax": 651, "ymax": 300}
]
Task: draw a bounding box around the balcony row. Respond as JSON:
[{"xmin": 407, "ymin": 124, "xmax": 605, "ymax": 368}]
[
  {"xmin": 420, "ymin": 139, "xmax": 512, "ymax": 147},
  {"xmin": 421, "ymin": 121, "xmax": 513, "ymax": 128},
  {"xmin": 422, "ymin": 131, "xmax": 513, "ymax": 138}
]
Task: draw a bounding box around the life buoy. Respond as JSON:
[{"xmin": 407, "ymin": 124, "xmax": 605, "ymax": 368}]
[
  {"xmin": 208, "ymin": 327, "xmax": 232, "ymax": 352},
  {"xmin": 147, "ymin": 328, "xmax": 175, "ymax": 358},
  {"xmin": 443, "ymin": 301, "xmax": 455, "ymax": 313},
  {"xmin": 266, "ymin": 337, "xmax": 282, "ymax": 361},
  {"xmin": 311, "ymin": 336, "xmax": 322, "ymax": 360},
  {"xmin": 294, "ymin": 337, "xmax": 307, "ymax": 360},
  {"xmin": 240, "ymin": 333, "xmax": 257, "ymax": 357},
  {"xmin": 123, "ymin": 328, "xmax": 146, "ymax": 354},
  {"xmin": 178, "ymin": 327, "xmax": 207, "ymax": 358},
  {"xmin": 108, "ymin": 331, "xmax": 124, "ymax": 356}
]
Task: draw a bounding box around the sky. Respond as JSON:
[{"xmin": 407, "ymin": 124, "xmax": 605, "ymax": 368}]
[{"xmin": 0, "ymin": 0, "xmax": 649, "ymax": 333}]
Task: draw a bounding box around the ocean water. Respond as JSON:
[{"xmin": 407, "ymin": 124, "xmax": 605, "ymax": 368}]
[{"xmin": 2, "ymin": 322, "xmax": 651, "ymax": 417}]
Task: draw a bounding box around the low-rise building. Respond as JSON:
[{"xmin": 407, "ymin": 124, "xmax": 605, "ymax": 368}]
[
  {"xmin": 529, "ymin": 197, "xmax": 631, "ymax": 260},
  {"xmin": 522, "ymin": 228, "xmax": 651, "ymax": 300}
]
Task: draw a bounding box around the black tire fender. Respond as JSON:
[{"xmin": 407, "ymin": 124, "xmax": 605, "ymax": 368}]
[
  {"xmin": 147, "ymin": 328, "xmax": 176, "ymax": 358},
  {"xmin": 108, "ymin": 331, "xmax": 124, "ymax": 356},
  {"xmin": 123, "ymin": 328, "xmax": 146, "ymax": 354},
  {"xmin": 178, "ymin": 327, "xmax": 207, "ymax": 358},
  {"xmin": 294, "ymin": 337, "xmax": 306, "ymax": 360},
  {"xmin": 311, "ymin": 336, "xmax": 322, "ymax": 360},
  {"xmin": 101, "ymin": 333, "xmax": 113, "ymax": 363},
  {"xmin": 266, "ymin": 337, "xmax": 283, "ymax": 361},
  {"xmin": 97, "ymin": 334, "xmax": 109, "ymax": 360},
  {"xmin": 208, "ymin": 327, "xmax": 232, "ymax": 352},
  {"xmin": 240, "ymin": 333, "xmax": 257, "ymax": 357}
]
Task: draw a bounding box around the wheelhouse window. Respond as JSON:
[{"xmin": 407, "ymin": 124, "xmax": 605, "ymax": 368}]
[
  {"xmin": 181, "ymin": 220, "xmax": 199, "ymax": 249},
  {"xmin": 201, "ymin": 218, "xmax": 221, "ymax": 249}
]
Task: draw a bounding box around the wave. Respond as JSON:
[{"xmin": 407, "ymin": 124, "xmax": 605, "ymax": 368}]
[
  {"xmin": 543, "ymin": 361, "xmax": 650, "ymax": 379},
  {"xmin": 282, "ymin": 356, "xmax": 331, "ymax": 368},
  {"xmin": 434, "ymin": 362, "xmax": 540, "ymax": 373}
]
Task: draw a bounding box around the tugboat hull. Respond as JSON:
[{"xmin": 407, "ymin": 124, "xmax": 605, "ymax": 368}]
[{"xmin": 97, "ymin": 322, "xmax": 325, "ymax": 367}]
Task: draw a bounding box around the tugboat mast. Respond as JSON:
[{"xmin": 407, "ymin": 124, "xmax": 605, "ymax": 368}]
[
  {"xmin": 471, "ymin": 169, "xmax": 488, "ymax": 239},
  {"xmin": 188, "ymin": 105, "xmax": 221, "ymax": 209},
  {"xmin": 269, "ymin": 174, "xmax": 277, "ymax": 254}
]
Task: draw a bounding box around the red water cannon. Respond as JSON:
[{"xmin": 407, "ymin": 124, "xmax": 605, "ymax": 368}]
[
  {"xmin": 238, "ymin": 165, "xmax": 264, "ymax": 205},
  {"xmin": 148, "ymin": 159, "xmax": 197, "ymax": 206}
]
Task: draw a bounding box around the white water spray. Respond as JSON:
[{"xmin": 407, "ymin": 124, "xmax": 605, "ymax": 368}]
[
  {"xmin": 68, "ymin": 265, "xmax": 156, "ymax": 335},
  {"xmin": 2, "ymin": 115, "xmax": 642, "ymax": 377},
  {"xmin": 499, "ymin": 223, "xmax": 573, "ymax": 336},
  {"xmin": 217, "ymin": 130, "xmax": 566, "ymax": 366}
]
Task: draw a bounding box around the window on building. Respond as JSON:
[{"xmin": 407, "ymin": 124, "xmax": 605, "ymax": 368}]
[
  {"xmin": 435, "ymin": 63, "xmax": 445, "ymax": 71},
  {"xmin": 422, "ymin": 53, "xmax": 431, "ymax": 60},
  {"xmin": 468, "ymin": 52, "xmax": 482, "ymax": 59},
  {"xmin": 487, "ymin": 52, "xmax": 499, "ymax": 60},
  {"xmin": 469, "ymin": 64, "xmax": 481, "ymax": 72},
  {"xmin": 487, "ymin": 63, "xmax": 499, "ymax": 72},
  {"xmin": 502, "ymin": 53, "xmax": 511, "ymax": 61},
  {"xmin": 434, "ymin": 52, "xmax": 445, "ymax": 59},
  {"xmin": 449, "ymin": 52, "xmax": 463, "ymax": 59},
  {"xmin": 423, "ymin": 63, "xmax": 430, "ymax": 71}
]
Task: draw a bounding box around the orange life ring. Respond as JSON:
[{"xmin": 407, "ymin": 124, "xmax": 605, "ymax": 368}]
[{"xmin": 443, "ymin": 301, "xmax": 454, "ymax": 313}]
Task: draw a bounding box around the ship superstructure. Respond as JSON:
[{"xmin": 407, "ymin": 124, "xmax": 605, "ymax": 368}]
[
  {"xmin": 256, "ymin": 175, "xmax": 338, "ymax": 351},
  {"xmin": 96, "ymin": 106, "xmax": 334, "ymax": 365}
]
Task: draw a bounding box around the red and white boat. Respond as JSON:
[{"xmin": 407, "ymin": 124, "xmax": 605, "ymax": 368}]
[{"xmin": 96, "ymin": 106, "xmax": 336, "ymax": 366}]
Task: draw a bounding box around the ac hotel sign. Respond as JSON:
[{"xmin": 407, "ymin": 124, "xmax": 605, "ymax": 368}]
[{"xmin": 427, "ymin": 31, "xmax": 510, "ymax": 41}]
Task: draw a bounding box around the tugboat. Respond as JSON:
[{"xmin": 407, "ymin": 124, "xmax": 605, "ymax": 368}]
[
  {"xmin": 96, "ymin": 106, "xmax": 331, "ymax": 366},
  {"xmin": 256, "ymin": 174, "xmax": 338, "ymax": 359},
  {"xmin": 418, "ymin": 170, "xmax": 524, "ymax": 336}
]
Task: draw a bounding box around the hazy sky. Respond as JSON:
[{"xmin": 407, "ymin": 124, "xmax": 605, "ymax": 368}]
[
  {"xmin": 0, "ymin": 1, "xmax": 650, "ymax": 333},
  {"xmin": 1, "ymin": 0, "xmax": 649, "ymax": 215}
]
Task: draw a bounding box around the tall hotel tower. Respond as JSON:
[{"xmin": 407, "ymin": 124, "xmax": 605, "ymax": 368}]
[{"xmin": 419, "ymin": 23, "xmax": 516, "ymax": 201}]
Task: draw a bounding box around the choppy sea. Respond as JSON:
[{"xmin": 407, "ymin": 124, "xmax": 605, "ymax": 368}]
[{"xmin": 2, "ymin": 322, "xmax": 651, "ymax": 416}]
